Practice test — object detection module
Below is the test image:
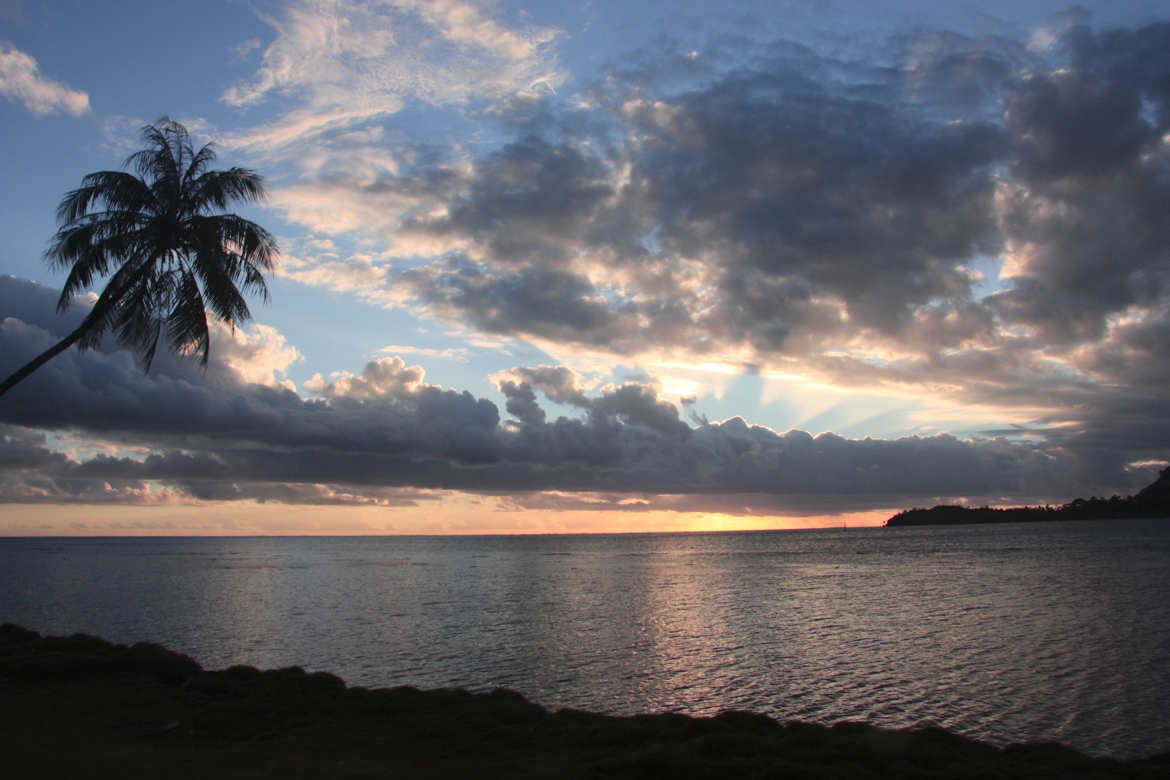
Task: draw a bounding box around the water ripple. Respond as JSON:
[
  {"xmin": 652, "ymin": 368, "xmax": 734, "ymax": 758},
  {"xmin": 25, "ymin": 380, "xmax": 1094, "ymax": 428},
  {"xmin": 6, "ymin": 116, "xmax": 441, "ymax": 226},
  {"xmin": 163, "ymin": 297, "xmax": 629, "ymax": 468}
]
[{"xmin": 1, "ymin": 521, "xmax": 1168, "ymax": 758}]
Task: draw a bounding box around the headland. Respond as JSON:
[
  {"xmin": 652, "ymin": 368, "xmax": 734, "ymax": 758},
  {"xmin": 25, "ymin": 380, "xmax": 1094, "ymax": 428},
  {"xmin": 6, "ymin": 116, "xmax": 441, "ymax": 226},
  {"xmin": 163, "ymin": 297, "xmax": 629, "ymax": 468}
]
[{"xmin": 886, "ymin": 467, "xmax": 1170, "ymax": 527}]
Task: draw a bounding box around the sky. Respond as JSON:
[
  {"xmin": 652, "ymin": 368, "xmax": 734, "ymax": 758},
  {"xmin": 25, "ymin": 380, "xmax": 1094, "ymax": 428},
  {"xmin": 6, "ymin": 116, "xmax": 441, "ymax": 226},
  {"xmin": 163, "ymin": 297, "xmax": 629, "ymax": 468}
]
[{"xmin": 1, "ymin": 0, "xmax": 1169, "ymax": 535}]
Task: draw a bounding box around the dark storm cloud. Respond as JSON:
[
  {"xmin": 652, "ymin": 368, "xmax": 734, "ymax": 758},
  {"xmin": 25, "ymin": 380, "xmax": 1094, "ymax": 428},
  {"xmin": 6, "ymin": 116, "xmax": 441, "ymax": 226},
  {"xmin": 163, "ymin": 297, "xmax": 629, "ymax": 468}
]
[
  {"xmin": 392, "ymin": 28, "xmax": 1010, "ymax": 356},
  {"xmin": 889, "ymin": 28, "xmax": 1026, "ymax": 113},
  {"xmin": 626, "ymin": 71, "xmax": 1005, "ymax": 331},
  {"xmin": 592, "ymin": 384, "xmax": 690, "ymax": 438},
  {"xmin": 1012, "ymin": 22, "xmax": 1170, "ymax": 178},
  {"xmin": 0, "ymin": 425, "xmax": 68, "ymax": 471},
  {"xmin": 381, "ymin": 17, "xmax": 1170, "ymax": 487},
  {"xmin": 496, "ymin": 367, "xmax": 689, "ymax": 437},
  {"xmin": 501, "ymin": 365, "xmax": 591, "ymax": 407},
  {"xmin": 989, "ymin": 22, "xmax": 1170, "ymax": 344},
  {"xmin": 384, "ymin": 17, "xmax": 1170, "ymax": 373},
  {"xmin": 0, "ymin": 278, "xmax": 500, "ymax": 465},
  {"xmin": 1080, "ymin": 311, "xmax": 1170, "ymax": 391},
  {"xmin": 505, "ymin": 367, "xmax": 589, "ymax": 409},
  {"xmin": 0, "ymin": 425, "xmax": 158, "ymax": 503},
  {"xmin": 0, "ymin": 379, "xmax": 1141, "ymax": 509},
  {"xmin": 428, "ymin": 136, "xmax": 614, "ymax": 267},
  {"xmin": 0, "ymin": 431, "xmax": 425, "ymax": 507},
  {"xmin": 472, "ymin": 94, "xmax": 616, "ymax": 142},
  {"xmin": 497, "ymin": 379, "xmax": 545, "ymax": 426},
  {"xmin": 401, "ymin": 256, "xmax": 640, "ymax": 347}
]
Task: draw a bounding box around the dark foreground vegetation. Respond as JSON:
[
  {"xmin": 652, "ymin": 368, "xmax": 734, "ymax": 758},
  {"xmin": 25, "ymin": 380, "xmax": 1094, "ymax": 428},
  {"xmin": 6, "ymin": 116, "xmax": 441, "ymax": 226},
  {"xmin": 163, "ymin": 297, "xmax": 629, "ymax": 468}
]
[
  {"xmin": 886, "ymin": 467, "xmax": 1170, "ymax": 527},
  {"xmin": 2, "ymin": 625, "xmax": 1167, "ymax": 778}
]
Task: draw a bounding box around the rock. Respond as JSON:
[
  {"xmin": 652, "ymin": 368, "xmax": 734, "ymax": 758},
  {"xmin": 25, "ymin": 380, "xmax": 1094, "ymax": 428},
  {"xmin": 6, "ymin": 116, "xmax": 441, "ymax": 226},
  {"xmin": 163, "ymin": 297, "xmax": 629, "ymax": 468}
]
[{"xmin": 122, "ymin": 642, "xmax": 202, "ymax": 684}]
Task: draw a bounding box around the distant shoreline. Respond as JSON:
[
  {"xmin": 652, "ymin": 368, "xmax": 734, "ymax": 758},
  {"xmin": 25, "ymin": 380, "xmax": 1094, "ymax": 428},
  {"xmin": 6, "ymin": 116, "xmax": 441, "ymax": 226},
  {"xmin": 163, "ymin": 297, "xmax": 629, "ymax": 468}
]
[{"xmin": 886, "ymin": 466, "xmax": 1170, "ymax": 527}]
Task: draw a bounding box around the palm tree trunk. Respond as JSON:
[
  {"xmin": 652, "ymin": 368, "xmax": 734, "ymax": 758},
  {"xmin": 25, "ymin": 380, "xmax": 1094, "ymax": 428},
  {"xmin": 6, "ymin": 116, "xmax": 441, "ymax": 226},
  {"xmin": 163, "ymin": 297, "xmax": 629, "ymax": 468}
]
[{"xmin": 0, "ymin": 324, "xmax": 88, "ymax": 397}]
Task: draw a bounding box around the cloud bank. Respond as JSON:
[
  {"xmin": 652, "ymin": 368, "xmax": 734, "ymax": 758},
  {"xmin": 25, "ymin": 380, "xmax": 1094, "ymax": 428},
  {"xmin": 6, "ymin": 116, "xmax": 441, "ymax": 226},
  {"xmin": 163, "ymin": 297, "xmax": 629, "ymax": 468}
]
[
  {"xmin": 254, "ymin": 14, "xmax": 1170, "ymax": 490},
  {"xmin": 1, "ymin": 276, "xmax": 1155, "ymax": 515}
]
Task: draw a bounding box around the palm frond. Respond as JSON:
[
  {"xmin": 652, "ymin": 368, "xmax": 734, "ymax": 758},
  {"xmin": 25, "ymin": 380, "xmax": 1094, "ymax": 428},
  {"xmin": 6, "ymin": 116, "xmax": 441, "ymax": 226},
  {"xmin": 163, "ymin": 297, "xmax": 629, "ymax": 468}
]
[
  {"xmin": 114, "ymin": 286, "xmax": 163, "ymax": 363},
  {"xmin": 113, "ymin": 261, "xmax": 178, "ymax": 369},
  {"xmin": 169, "ymin": 268, "xmax": 211, "ymax": 365},
  {"xmin": 240, "ymin": 262, "xmax": 270, "ymax": 301},
  {"xmin": 192, "ymin": 245, "xmax": 252, "ymax": 325},
  {"xmin": 49, "ymin": 215, "xmax": 147, "ymax": 261},
  {"xmin": 187, "ymin": 168, "xmax": 268, "ymax": 213},
  {"xmin": 182, "ymin": 143, "xmax": 218, "ymax": 193},
  {"xmin": 55, "ymin": 171, "xmax": 154, "ymax": 225},
  {"xmin": 128, "ymin": 119, "xmax": 192, "ymax": 207},
  {"xmin": 55, "ymin": 243, "xmax": 111, "ymax": 310},
  {"xmin": 49, "ymin": 216, "xmax": 155, "ymax": 298},
  {"xmin": 77, "ymin": 255, "xmax": 156, "ymax": 349},
  {"xmin": 190, "ymin": 214, "xmax": 279, "ymax": 269}
]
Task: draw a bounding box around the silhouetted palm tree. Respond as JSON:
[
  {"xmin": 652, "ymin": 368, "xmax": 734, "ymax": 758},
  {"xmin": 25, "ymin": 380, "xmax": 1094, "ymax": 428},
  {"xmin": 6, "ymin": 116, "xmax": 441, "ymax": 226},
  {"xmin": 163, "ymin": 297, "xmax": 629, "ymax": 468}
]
[{"xmin": 0, "ymin": 118, "xmax": 277, "ymax": 397}]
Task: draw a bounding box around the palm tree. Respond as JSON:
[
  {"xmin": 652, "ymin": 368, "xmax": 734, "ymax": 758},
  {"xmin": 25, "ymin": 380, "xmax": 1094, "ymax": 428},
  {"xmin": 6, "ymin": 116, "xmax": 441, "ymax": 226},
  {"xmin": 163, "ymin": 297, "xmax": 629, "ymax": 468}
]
[{"xmin": 0, "ymin": 118, "xmax": 278, "ymax": 397}]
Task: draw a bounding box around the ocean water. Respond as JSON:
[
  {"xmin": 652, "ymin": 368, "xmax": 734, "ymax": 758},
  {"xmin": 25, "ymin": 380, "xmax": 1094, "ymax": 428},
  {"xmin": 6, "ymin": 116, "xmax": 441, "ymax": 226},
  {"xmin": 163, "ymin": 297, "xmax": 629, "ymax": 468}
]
[{"xmin": 1, "ymin": 520, "xmax": 1168, "ymax": 758}]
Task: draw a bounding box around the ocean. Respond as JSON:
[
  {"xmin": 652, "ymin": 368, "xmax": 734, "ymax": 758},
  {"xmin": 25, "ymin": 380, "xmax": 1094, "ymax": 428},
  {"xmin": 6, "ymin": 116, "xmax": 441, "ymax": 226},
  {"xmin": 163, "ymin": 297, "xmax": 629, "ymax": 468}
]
[{"xmin": 2, "ymin": 519, "xmax": 1167, "ymax": 758}]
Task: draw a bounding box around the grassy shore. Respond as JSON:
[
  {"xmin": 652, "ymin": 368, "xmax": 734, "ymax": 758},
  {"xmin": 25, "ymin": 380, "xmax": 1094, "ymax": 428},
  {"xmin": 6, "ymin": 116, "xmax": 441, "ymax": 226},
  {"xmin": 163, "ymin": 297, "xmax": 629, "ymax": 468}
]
[{"xmin": 1, "ymin": 624, "xmax": 1165, "ymax": 779}]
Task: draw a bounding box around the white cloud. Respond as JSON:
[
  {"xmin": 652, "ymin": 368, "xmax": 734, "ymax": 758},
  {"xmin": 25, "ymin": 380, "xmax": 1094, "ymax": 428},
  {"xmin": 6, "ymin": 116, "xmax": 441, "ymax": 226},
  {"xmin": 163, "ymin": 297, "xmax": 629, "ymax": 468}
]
[
  {"xmin": 305, "ymin": 355, "xmax": 428, "ymax": 400},
  {"xmin": 0, "ymin": 43, "xmax": 89, "ymax": 116},
  {"xmin": 233, "ymin": 37, "xmax": 263, "ymax": 60},
  {"xmin": 276, "ymin": 250, "xmax": 398, "ymax": 307},
  {"xmin": 211, "ymin": 323, "xmax": 302, "ymax": 389},
  {"xmin": 224, "ymin": 102, "xmax": 406, "ymax": 155},
  {"xmin": 271, "ymin": 180, "xmax": 419, "ymax": 235},
  {"xmin": 222, "ymin": 0, "xmax": 564, "ymax": 154},
  {"xmin": 392, "ymin": 0, "xmax": 557, "ymax": 61},
  {"xmin": 380, "ymin": 343, "xmax": 470, "ymax": 361}
]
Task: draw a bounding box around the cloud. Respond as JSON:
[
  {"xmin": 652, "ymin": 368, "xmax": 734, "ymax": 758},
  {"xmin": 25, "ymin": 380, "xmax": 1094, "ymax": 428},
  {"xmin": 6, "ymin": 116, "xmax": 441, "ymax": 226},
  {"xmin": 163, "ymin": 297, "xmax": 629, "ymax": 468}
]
[
  {"xmin": 415, "ymin": 135, "xmax": 616, "ymax": 266},
  {"xmin": 496, "ymin": 377, "xmax": 545, "ymax": 426},
  {"xmin": 233, "ymin": 37, "xmax": 262, "ymax": 60},
  {"xmin": 365, "ymin": 35, "xmax": 1011, "ymax": 367},
  {"xmin": 3, "ymin": 275, "xmax": 1157, "ymax": 515},
  {"xmin": 990, "ymin": 21, "xmax": 1170, "ymax": 345},
  {"xmin": 495, "ymin": 365, "xmax": 591, "ymax": 407},
  {"xmin": 231, "ymin": 13, "xmax": 1170, "ymax": 396},
  {"xmin": 222, "ymin": 0, "xmax": 563, "ymax": 154},
  {"xmin": 0, "ymin": 423, "xmax": 427, "ymax": 507},
  {"xmin": 379, "ymin": 343, "xmax": 469, "ymax": 362},
  {"xmin": 306, "ymin": 355, "xmax": 427, "ymax": 400},
  {"xmin": 0, "ymin": 426, "xmax": 183, "ymax": 505},
  {"xmin": 0, "ymin": 378, "xmax": 1142, "ymax": 512},
  {"xmin": 400, "ymin": 256, "xmax": 638, "ymax": 348},
  {"xmin": 895, "ymin": 28, "xmax": 1022, "ymax": 112},
  {"xmin": 0, "ymin": 43, "xmax": 89, "ymax": 116},
  {"xmin": 200, "ymin": 18, "xmax": 1170, "ymax": 499},
  {"xmin": 494, "ymin": 365, "xmax": 688, "ymax": 437},
  {"xmin": 211, "ymin": 324, "xmax": 302, "ymax": 389},
  {"xmin": 278, "ymin": 20, "xmax": 1157, "ymax": 450},
  {"xmin": 277, "ymin": 249, "xmax": 396, "ymax": 307}
]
